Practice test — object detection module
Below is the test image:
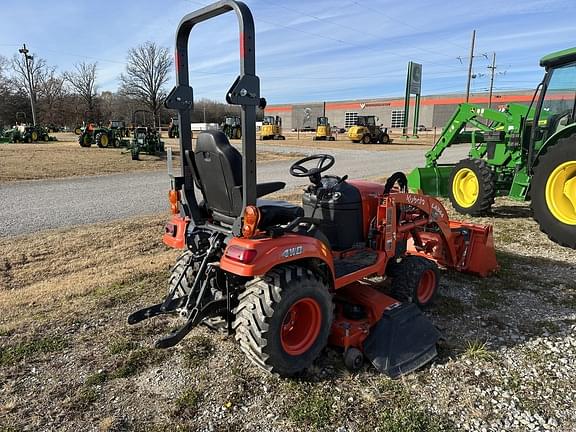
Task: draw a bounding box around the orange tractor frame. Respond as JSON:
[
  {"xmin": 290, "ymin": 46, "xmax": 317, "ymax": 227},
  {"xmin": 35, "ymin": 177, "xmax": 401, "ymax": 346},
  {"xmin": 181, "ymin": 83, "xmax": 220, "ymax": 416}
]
[{"xmin": 129, "ymin": 0, "xmax": 498, "ymax": 377}]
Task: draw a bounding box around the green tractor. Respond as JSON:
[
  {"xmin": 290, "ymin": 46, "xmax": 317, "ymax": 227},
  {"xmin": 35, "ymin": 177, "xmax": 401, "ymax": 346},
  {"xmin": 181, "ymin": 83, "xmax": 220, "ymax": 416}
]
[
  {"xmin": 129, "ymin": 110, "xmax": 165, "ymax": 160},
  {"xmin": 78, "ymin": 116, "xmax": 128, "ymax": 148},
  {"xmin": 4, "ymin": 112, "xmax": 52, "ymax": 143},
  {"xmin": 0, "ymin": 128, "xmax": 9, "ymax": 143},
  {"xmin": 221, "ymin": 115, "xmax": 242, "ymax": 139},
  {"xmin": 408, "ymin": 47, "xmax": 576, "ymax": 248},
  {"xmin": 168, "ymin": 117, "xmax": 180, "ymax": 138}
]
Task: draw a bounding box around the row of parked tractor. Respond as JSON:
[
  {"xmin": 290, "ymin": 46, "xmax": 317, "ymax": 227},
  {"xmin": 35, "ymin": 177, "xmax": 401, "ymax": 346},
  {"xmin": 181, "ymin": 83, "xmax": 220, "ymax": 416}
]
[
  {"xmin": 0, "ymin": 112, "xmax": 58, "ymax": 143},
  {"xmin": 237, "ymin": 114, "xmax": 391, "ymax": 144},
  {"xmin": 76, "ymin": 110, "xmax": 166, "ymax": 161}
]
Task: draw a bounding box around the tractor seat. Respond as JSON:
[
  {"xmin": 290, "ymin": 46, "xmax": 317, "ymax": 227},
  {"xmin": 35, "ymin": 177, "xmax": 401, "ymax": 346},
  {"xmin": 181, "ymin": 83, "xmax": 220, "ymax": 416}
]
[{"xmin": 195, "ymin": 130, "xmax": 302, "ymax": 227}]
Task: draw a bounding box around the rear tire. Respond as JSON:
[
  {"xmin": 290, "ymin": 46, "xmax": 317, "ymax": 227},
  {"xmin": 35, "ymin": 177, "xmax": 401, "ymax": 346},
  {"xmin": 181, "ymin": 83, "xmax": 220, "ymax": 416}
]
[
  {"xmin": 448, "ymin": 158, "xmax": 495, "ymax": 216},
  {"xmin": 379, "ymin": 133, "xmax": 390, "ymax": 144},
  {"xmin": 391, "ymin": 256, "xmax": 439, "ymax": 308},
  {"xmin": 531, "ymin": 137, "xmax": 576, "ymax": 248},
  {"xmin": 233, "ymin": 266, "xmax": 333, "ymax": 376},
  {"xmin": 95, "ymin": 132, "xmax": 109, "ymax": 148}
]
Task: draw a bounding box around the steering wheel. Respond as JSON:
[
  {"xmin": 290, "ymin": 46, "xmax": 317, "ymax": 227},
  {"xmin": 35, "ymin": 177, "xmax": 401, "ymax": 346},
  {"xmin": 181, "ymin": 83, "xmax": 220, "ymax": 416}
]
[{"xmin": 289, "ymin": 154, "xmax": 335, "ymax": 184}]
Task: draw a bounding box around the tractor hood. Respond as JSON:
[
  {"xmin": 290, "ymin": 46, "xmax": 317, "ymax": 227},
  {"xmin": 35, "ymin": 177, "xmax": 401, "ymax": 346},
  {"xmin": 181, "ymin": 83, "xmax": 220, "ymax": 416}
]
[{"xmin": 540, "ymin": 47, "xmax": 576, "ymax": 69}]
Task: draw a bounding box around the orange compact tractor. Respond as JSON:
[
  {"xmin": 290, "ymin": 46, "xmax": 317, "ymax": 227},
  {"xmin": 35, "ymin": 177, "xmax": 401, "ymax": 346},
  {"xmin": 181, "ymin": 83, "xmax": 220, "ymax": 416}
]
[{"xmin": 129, "ymin": 0, "xmax": 498, "ymax": 377}]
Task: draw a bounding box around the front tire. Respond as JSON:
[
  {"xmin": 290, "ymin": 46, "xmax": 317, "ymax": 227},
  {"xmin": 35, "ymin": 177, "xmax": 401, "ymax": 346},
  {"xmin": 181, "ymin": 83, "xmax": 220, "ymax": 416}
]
[
  {"xmin": 379, "ymin": 133, "xmax": 390, "ymax": 144},
  {"xmin": 391, "ymin": 256, "xmax": 439, "ymax": 308},
  {"xmin": 531, "ymin": 137, "xmax": 576, "ymax": 248},
  {"xmin": 362, "ymin": 135, "xmax": 371, "ymax": 144},
  {"xmin": 233, "ymin": 266, "xmax": 333, "ymax": 376},
  {"xmin": 448, "ymin": 158, "xmax": 495, "ymax": 215}
]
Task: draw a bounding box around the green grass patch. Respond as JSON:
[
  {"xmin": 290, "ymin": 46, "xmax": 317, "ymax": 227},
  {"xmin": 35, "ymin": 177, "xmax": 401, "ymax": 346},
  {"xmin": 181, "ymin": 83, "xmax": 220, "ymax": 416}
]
[
  {"xmin": 377, "ymin": 404, "xmax": 454, "ymax": 432},
  {"xmin": 109, "ymin": 338, "xmax": 137, "ymax": 355},
  {"xmin": 463, "ymin": 340, "xmax": 494, "ymax": 361},
  {"xmin": 182, "ymin": 335, "xmax": 214, "ymax": 368},
  {"xmin": 287, "ymin": 386, "xmax": 333, "ymax": 429},
  {"xmin": 0, "ymin": 335, "xmax": 68, "ymax": 366},
  {"xmin": 173, "ymin": 388, "xmax": 203, "ymax": 419},
  {"xmin": 111, "ymin": 347, "xmax": 169, "ymax": 379},
  {"xmin": 85, "ymin": 370, "xmax": 108, "ymax": 386}
]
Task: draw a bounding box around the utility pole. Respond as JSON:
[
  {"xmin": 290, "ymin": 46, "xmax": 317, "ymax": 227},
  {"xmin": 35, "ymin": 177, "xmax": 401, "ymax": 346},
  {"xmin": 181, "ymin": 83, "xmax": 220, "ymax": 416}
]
[
  {"xmin": 465, "ymin": 30, "xmax": 476, "ymax": 103},
  {"xmin": 18, "ymin": 43, "xmax": 36, "ymax": 126},
  {"xmin": 487, "ymin": 52, "xmax": 497, "ymax": 108}
]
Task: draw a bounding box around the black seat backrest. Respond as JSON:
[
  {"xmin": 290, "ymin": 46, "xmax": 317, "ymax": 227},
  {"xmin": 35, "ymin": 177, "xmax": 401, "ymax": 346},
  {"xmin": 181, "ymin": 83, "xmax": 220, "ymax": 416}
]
[{"xmin": 195, "ymin": 130, "xmax": 243, "ymax": 221}]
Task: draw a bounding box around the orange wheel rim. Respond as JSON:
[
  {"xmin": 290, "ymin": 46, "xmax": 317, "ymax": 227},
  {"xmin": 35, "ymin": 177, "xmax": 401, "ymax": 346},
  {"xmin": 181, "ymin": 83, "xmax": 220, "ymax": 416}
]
[
  {"xmin": 280, "ymin": 297, "xmax": 321, "ymax": 356},
  {"xmin": 417, "ymin": 269, "xmax": 436, "ymax": 303}
]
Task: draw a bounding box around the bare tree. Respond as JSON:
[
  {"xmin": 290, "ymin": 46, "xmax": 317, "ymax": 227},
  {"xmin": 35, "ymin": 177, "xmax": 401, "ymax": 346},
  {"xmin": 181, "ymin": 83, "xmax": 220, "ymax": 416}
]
[
  {"xmin": 64, "ymin": 61, "xmax": 98, "ymax": 112},
  {"xmin": 37, "ymin": 69, "xmax": 66, "ymax": 125},
  {"xmin": 119, "ymin": 41, "xmax": 172, "ymax": 125}
]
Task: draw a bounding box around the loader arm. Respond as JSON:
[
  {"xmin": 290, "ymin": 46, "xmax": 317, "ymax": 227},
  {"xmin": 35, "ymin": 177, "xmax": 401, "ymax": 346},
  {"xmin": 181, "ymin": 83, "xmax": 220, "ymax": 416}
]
[{"xmin": 424, "ymin": 103, "xmax": 531, "ymax": 167}]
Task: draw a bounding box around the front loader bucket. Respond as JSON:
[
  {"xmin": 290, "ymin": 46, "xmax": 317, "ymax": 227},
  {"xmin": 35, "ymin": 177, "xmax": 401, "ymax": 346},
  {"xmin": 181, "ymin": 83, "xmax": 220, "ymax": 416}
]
[
  {"xmin": 452, "ymin": 222, "xmax": 499, "ymax": 277},
  {"xmin": 407, "ymin": 166, "xmax": 453, "ymax": 197},
  {"xmin": 363, "ymin": 303, "xmax": 441, "ymax": 378}
]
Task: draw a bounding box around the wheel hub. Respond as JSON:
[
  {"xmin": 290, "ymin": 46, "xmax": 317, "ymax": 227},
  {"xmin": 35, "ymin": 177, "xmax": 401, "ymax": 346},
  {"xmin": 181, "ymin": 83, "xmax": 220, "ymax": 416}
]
[
  {"xmin": 280, "ymin": 297, "xmax": 322, "ymax": 356},
  {"xmin": 453, "ymin": 168, "xmax": 479, "ymax": 207},
  {"xmin": 545, "ymin": 160, "xmax": 576, "ymax": 225},
  {"xmin": 416, "ymin": 269, "xmax": 436, "ymax": 304}
]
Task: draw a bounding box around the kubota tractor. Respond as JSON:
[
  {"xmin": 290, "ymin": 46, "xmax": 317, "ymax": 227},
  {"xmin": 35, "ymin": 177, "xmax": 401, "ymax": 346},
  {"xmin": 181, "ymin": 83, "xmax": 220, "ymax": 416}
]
[{"xmin": 129, "ymin": 0, "xmax": 498, "ymax": 377}]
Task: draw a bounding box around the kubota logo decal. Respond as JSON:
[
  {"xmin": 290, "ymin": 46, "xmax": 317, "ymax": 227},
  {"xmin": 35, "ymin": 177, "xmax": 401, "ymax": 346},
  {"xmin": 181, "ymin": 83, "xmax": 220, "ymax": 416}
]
[{"xmin": 282, "ymin": 246, "xmax": 303, "ymax": 258}]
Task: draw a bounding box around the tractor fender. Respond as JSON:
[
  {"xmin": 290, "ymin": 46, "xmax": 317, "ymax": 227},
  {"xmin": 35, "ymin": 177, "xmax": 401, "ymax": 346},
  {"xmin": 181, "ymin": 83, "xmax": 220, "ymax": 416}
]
[
  {"xmin": 534, "ymin": 123, "xmax": 576, "ymax": 161},
  {"xmin": 220, "ymin": 234, "xmax": 335, "ymax": 283}
]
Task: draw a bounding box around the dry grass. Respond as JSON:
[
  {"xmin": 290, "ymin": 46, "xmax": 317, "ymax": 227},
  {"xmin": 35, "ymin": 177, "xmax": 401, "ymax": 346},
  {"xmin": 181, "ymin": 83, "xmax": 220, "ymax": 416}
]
[
  {"xmin": 0, "ymin": 133, "xmax": 301, "ymax": 183},
  {"xmin": 0, "ymin": 214, "xmax": 178, "ymax": 330}
]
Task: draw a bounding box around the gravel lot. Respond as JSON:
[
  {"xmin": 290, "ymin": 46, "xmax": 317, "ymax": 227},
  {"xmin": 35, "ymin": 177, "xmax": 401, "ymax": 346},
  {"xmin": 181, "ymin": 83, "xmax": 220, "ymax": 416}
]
[{"xmin": 1, "ymin": 197, "xmax": 575, "ymax": 432}]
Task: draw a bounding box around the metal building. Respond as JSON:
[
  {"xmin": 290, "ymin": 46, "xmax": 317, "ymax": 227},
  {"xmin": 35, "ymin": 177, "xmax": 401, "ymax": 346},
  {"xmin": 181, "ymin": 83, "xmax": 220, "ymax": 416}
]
[{"xmin": 265, "ymin": 90, "xmax": 536, "ymax": 131}]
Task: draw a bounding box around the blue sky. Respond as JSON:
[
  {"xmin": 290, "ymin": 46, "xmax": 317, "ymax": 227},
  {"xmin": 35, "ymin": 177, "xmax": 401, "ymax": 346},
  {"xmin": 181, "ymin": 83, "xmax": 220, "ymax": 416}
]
[{"xmin": 0, "ymin": 0, "xmax": 574, "ymax": 104}]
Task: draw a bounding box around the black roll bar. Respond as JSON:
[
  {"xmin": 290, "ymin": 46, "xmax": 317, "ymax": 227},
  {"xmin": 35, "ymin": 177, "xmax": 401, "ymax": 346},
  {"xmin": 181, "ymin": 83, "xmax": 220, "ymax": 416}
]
[{"xmin": 165, "ymin": 0, "xmax": 260, "ymax": 225}]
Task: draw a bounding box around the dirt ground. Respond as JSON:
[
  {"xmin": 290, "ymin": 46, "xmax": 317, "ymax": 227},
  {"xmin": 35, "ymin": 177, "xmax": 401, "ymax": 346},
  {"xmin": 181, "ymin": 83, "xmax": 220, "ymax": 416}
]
[
  {"xmin": 1, "ymin": 194, "xmax": 575, "ymax": 431},
  {"xmin": 0, "ymin": 133, "xmax": 303, "ymax": 183},
  {"xmin": 0, "ymin": 131, "xmax": 430, "ymax": 183}
]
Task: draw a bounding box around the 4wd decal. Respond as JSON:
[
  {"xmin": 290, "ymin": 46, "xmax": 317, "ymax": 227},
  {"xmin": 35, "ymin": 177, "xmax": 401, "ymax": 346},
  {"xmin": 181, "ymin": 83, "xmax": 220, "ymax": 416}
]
[{"xmin": 282, "ymin": 245, "xmax": 303, "ymax": 258}]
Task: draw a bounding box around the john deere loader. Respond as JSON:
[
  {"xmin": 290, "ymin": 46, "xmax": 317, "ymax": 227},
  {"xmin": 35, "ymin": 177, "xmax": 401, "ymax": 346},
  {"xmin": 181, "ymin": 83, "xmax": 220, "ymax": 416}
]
[
  {"xmin": 348, "ymin": 115, "xmax": 390, "ymax": 144},
  {"xmin": 313, "ymin": 116, "xmax": 335, "ymax": 141},
  {"xmin": 408, "ymin": 47, "xmax": 576, "ymax": 248},
  {"xmin": 260, "ymin": 115, "xmax": 285, "ymax": 140}
]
